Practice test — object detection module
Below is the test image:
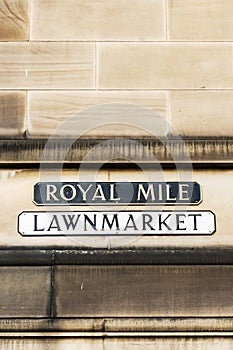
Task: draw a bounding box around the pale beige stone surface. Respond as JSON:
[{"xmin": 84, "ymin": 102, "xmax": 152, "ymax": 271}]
[
  {"xmin": 0, "ymin": 267, "xmax": 50, "ymax": 317},
  {"xmin": 31, "ymin": 0, "xmax": 166, "ymax": 41},
  {"xmin": 0, "ymin": 43, "xmax": 95, "ymax": 89},
  {"xmin": 0, "ymin": 0, "xmax": 29, "ymax": 41},
  {"xmin": 28, "ymin": 91, "xmax": 168, "ymax": 137},
  {"xmin": 55, "ymin": 265, "xmax": 233, "ymax": 317},
  {"xmin": 0, "ymin": 91, "xmax": 25, "ymax": 137},
  {"xmin": 170, "ymin": 90, "xmax": 233, "ymax": 136},
  {"xmin": 104, "ymin": 338, "xmax": 233, "ymax": 350},
  {"xmin": 98, "ymin": 43, "xmax": 232, "ymax": 89},
  {"xmin": 168, "ymin": 0, "xmax": 233, "ymax": 41},
  {"xmin": 0, "ymin": 339, "xmax": 102, "ymax": 349},
  {"xmin": 0, "ymin": 338, "xmax": 232, "ymax": 349},
  {"xmin": 0, "ymin": 169, "xmax": 232, "ymax": 248}
]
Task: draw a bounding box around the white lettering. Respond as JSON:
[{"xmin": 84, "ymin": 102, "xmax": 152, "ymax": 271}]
[
  {"xmin": 166, "ymin": 184, "xmax": 176, "ymax": 201},
  {"xmin": 158, "ymin": 183, "xmax": 163, "ymax": 201},
  {"xmin": 60, "ymin": 185, "xmax": 76, "ymax": 201},
  {"xmin": 46, "ymin": 184, "xmax": 59, "ymax": 201},
  {"xmin": 77, "ymin": 184, "xmax": 93, "ymax": 201},
  {"xmin": 179, "ymin": 184, "xmax": 190, "ymax": 201},
  {"xmin": 110, "ymin": 184, "xmax": 121, "ymax": 201},
  {"xmin": 93, "ymin": 184, "xmax": 106, "ymax": 201},
  {"xmin": 137, "ymin": 184, "xmax": 155, "ymax": 201}
]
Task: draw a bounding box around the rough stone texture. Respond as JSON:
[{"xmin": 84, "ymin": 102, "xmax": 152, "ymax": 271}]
[
  {"xmin": 55, "ymin": 265, "xmax": 233, "ymax": 317},
  {"xmin": 0, "ymin": 338, "xmax": 102, "ymax": 350},
  {"xmin": 0, "ymin": 0, "xmax": 29, "ymax": 41},
  {"xmin": 31, "ymin": 0, "xmax": 166, "ymax": 41},
  {"xmin": 0, "ymin": 91, "xmax": 25, "ymax": 137},
  {"xmin": 168, "ymin": 0, "xmax": 233, "ymax": 41},
  {"xmin": 104, "ymin": 338, "xmax": 233, "ymax": 350},
  {"xmin": 0, "ymin": 43, "xmax": 95, "ymax": 89},
  {"xmin": 170, "ymin": 90, "xmax": 233, "ymax": 136},
  {"xmin": 0, "ymin": 337, "xmax": 232, "ymax": 349},
  {"xmin": 27, "ymin": 91, "xmax": 168, "ymax": 138},
  {"xmin": 98, "ymin": 43, "xmax": 232, "ymax": 89},
  {"xmin": 0, "ymin": 267, "xmax": 51, "ymax": 317}
]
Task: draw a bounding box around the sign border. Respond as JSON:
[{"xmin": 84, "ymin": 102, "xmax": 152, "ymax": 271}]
[
  {"xmin": 32, "ymin": 182, "xmax": 203, "ymax": 206},
  {"xmin": 18, "ymin": 210, "xmax": 216, "ymax": 237}
]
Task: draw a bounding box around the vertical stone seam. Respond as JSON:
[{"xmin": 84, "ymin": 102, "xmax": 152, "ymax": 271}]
[
  {"xmin": 165, "ymin": 0, "xmax": 168, "ymax": 41},
  {"xmin": 25, "ymin": 90, "xmax": 29, "ymax": 138},
  {"xmin": 28, "ymin": 0, "xmax": 32, "ymax": 41},
  {"xmin": 231, "ymin": 43, "xmax": 233, "ymax": 76},
  {"xmin": 95, "ymin": 42, "xmax": 99, "ymax": 90},
  {"xmin": 167, "ymin": 90, "xmax": 172, "ymax": 136},
  {"xmin": 50, "ymin": 250, "xmax": 56, "ymax": 318}
]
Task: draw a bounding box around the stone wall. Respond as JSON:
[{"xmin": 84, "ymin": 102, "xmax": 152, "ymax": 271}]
[{"xmin": 0, "ymin": 0, "xmax": 232, "ymax": 138}]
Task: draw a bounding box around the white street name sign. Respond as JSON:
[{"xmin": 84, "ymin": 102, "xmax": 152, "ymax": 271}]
[{"xmin": 18, "ymin": 211, "xmax": 216, "ymax": 236}]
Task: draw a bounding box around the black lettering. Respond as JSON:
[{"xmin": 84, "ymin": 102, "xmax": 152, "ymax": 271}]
[
  {"xmin": 84, "ymin": 214, "xmax": 97, "ymax": 231},
  {"xmin": 102, "ymin": 214, "xmax": 119, "ymax": 230},
  {"xmin": 48, "ymin": 215, "xmax": 61, "ymax": 231},
  {"xmin": 159, "ymin": 214, "xmax": 172, "ymax": 231},
  {"xmin": 124, "ymin": 214, "xmax": 138, "ymax": 231},
  {"xmin": 142, "ymin": 214, "xmax": 155, "ymax": 230},
  {"xmin": 188, "ymin": 214, "xmax": 202, "ymax": 231},
  {"xmin": 34, "ymin": 214, "xmax": 45, "ymax": 231},
  {"xmin": 62, "ymin": 214, "xmax": 80, "ymax": 230},
  {"xmin": 176, "ymin": 214, "xmax": 186, "ymax": 230}
]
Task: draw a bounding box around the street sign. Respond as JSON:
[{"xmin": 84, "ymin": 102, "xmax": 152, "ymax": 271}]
[
  {"xmin": 18, "ymin": 210, "xmax": 215, "ymax": 236},
  {"xmin": 34, "ymin": 182, "xmax": 201, "ymax": 205}
]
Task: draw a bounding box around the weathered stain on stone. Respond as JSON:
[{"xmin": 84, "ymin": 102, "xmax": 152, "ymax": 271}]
[
  {"xmin": 0, "ymin": 92, "xmax": 26, "ymax": 137},
  {"xmin": 0, "ymin": 0, "xmax": 29, "ymax": 41}
]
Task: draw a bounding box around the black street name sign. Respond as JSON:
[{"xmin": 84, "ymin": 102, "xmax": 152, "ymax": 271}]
[{"xmin": 34, "ymin": 182, "xmax": 201, "ymax": 206}]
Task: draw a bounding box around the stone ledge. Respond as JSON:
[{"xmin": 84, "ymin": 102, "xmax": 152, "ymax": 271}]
[
  {"xmin": 0, "ymin": 317, "xmax": 233, "ymax": 332},
  {"xmin": 0, "ymin": 247, "xmax": 233, "ymax": 265},
  {"xmin": 0, "ymin": 138, "xmax": 232, "ymax": 164}
]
